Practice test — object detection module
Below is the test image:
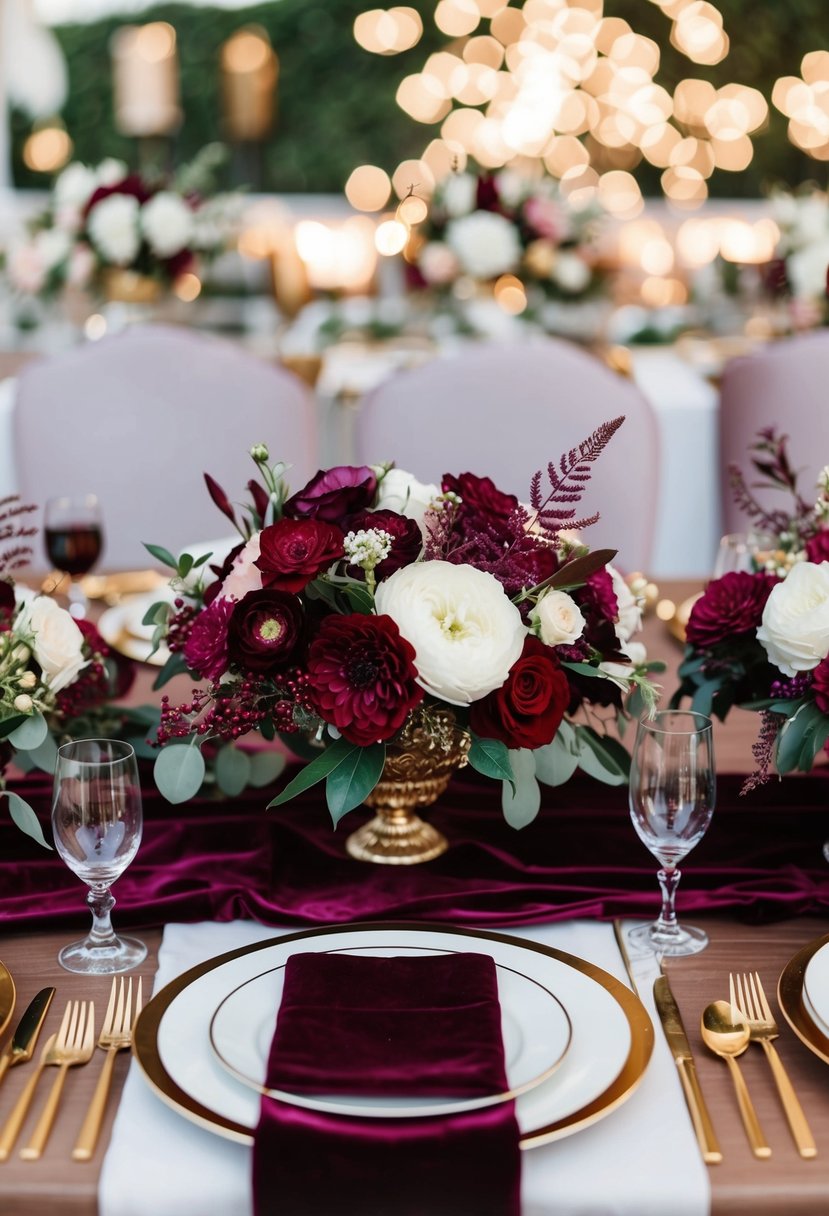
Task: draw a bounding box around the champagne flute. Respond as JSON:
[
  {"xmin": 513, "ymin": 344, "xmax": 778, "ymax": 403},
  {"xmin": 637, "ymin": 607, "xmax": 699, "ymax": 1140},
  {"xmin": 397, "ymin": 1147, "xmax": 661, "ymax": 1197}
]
[
  {"xmin": 52, "ymin": 739, "xmax": 147, "ymax": 975},
  {"xmin": 628, "ymin": 710, "xmax": 715, "ymax": 958},
  {"xmin": 44, "ymin": 494, "xmax": 104, "ymax": 620}
]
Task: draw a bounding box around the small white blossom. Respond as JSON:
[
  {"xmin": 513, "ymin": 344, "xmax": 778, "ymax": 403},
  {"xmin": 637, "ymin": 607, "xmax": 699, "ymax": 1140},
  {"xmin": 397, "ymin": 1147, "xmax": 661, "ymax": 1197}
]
[
  {"xmin": 344, "ymin": 529, "xmax": 393, "ymax": 571},
  {"xmin": 17, "ymin": 671, "xmax": 37, "ymax": 690},
  {"xmin": 13, "ymin": 693, "xmax": 33, "ymax": 713}
]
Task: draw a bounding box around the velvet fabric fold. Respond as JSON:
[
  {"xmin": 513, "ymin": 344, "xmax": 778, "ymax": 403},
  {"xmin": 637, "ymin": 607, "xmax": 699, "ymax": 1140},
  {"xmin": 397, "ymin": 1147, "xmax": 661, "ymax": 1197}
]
[{"xmin": 252, "ymin": 951, "xmax": 521, "ymax": 1216}]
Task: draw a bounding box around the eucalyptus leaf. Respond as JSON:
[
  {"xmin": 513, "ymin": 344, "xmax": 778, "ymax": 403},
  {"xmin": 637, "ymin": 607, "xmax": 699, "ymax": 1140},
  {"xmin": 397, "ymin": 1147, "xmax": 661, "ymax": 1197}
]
[
  {"xmin": 7, "ymin": 711, "xmax": 48, "ymax": 751},
  {"xmin": 215, "ymin": 745, "xmax": 252, "ymax": 797},
  {"xmin": 0, "ymin": 712, "xmax": 26, "ymax": 740},
  {"xmin": 326, "ymin": 743, "xmax": 386, "ymax": 826},
  {"xmin": 501, "ymin": 748, "xmax": 541, "ymax": 828},
  {"xmin": 141, "ymin": 600, "xmax": 170, "ymax": 628},
  {"xmin": 192, "ymin": 552, "xmax": 212, "ymax": 568},
  {"xmin": 575, "ymin": 726, "xmax": 629, "ymax": 786},
  {"xmin": 143, "ymin": 543, "xmax": 178, "ymax": 570},
  {"xmin": 248, "ymin": 751, "xmax": 287, "ymax": 788},
  {"xmin": 3, "ymin": 791, "xmax": 52, "ymax": 849},
  {"xmin": 775, "ymin": 702, "xmax": 824, "ymax": 775},
  {"xmin": 177, "ymin": 552, "xmax": 194, "ymax": 578},
  {"xmin": 468, "ymin": 734, "xmax": 515, "ymax": 790},
  {"xmin": 690, "ymin": 678, "xmax": 723, "ymax": 718},
  {"xmin": 154, "ymin": 744, "xmax": 206, "ymax": 804},
  {"xmin": 534, "ymin": 731, "xmax": 579, "ymax": 787},
  {"xmin": 26, "ymin": 730, "xmax": 59, "ymax": 774},
  {"xmin": 561, "ymin": 661, "xmax": 605, "ymax": 678},
  {"xmin": 268, "ymin": 736, "xmax": 355, "ymax": 807}
]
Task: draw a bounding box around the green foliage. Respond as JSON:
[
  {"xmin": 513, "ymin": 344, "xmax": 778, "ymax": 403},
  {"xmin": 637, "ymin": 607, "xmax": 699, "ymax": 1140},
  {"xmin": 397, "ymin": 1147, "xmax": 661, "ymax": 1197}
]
[
  {"xmin": 501, "ymin": 747, "xmax": 541, "ymax": 829},
  {"xmin": 154, "ymin": 741, "xmax": 206, "ymax": 803},
  {"xmin": 2, "ymin": 791, "xmax": 53, "ymax": 849}
]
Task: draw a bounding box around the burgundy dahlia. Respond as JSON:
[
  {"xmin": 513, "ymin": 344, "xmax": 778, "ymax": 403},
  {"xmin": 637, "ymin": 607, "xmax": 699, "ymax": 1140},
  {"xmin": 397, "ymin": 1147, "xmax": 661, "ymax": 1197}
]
[
  {"xmin": 470, "ymin": 636, "xmax": 570, "ymax": 750},
  {"xmin": 806, "ymin": 530, "xmax": 829, "ymax": 565},
  {"xmin": 442, "ymin": 471, "xmax": 517, "ymax": 525},
  {"xmin": 227, "ymin": 589, "xmax": 304, "ymax": 673},
  {"xmin": 283, "ymin": 466, "xmax": 377, "ymax": 523},
  {"xmin": 307, "ymin": 613, "xmax": 423, "ymax": 746},
  {"xmin": 581, "ymin": 568, "xmax": 619, "ymax": 624},
  {"xmin": 812, "ymin": 657, "xmax": 829, "ymax": 714},
  {"xmin": 184, "ymin": 597, "xmax": 234, "ymax": 682},
  {"xmin": 686, "ymin": 571, "xmax": 779, "ymax": 648},
  {"xmin": 347, "ymin": 509, "xmax": 422, "ymax": 579},
  {"xmin": 255, "ymin": 518, "xmax": 344, "ymax": 593}
]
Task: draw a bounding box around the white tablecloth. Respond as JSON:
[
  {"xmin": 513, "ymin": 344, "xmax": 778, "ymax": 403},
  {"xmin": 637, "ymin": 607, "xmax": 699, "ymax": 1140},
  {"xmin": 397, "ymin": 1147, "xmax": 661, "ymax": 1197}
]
[{"xmin": 100, "ymin": 919, "xmax": 709, "ymax": 1216}]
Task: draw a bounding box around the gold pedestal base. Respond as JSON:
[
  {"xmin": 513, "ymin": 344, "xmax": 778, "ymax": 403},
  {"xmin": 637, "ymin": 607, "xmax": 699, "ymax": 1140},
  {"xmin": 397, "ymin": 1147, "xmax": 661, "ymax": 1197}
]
[{"xmin": 345, "ymin": 808, "xmax": 448, "ymax": 866}]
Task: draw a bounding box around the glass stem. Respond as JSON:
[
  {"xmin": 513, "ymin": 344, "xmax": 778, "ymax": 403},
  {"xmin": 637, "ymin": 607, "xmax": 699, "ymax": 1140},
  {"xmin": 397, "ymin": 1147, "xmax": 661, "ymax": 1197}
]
[
  {"xmin": 86, "ymin": 884, "xmax": 117, "ymax": 947},
  {"xmin": 655, "ymin": 866, "xmax": 682, "ymax": 937}
]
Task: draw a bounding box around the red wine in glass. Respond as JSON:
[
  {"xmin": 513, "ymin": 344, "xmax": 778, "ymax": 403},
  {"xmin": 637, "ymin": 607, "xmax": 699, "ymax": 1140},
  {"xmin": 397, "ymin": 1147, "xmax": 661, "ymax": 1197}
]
[{"xmin": 44, "ymin": 523, "xmax": 103, "ymax": 577}]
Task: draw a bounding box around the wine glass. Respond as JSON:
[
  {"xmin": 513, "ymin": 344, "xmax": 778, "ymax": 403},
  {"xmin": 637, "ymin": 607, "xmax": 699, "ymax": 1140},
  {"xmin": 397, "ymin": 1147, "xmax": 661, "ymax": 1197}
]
[
  {"xmin": 44, "ymin": 494, "xmax": 104, "ymax": 620},
  {"xmin": 628, "ymin": 711, "xmax": 716, "ymax": 958},
  {"xmin": 712, "ymin": 530, "xmax": 775, "ymax": 579},
  {"xmin": 51, "ymin": 739, "xmax": 147, "ymax": 975}
]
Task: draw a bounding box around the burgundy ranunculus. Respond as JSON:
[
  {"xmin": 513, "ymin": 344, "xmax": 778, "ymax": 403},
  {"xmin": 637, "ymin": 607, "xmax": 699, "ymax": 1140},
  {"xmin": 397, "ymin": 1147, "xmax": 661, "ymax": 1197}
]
[
  {"xmin": 469, "ymin": 636, "xmax": 570, "ymax": 750},
  {"xmin": 347, "ymin": 509, "xmax": 422, "ymax": 579},
  {"xmin": 806, "ymin": 530, "xmax": 829, "ymax": 565},
  {"xmin": 255, "ymin": 519, "xmax": 344, "ymax": 593},
  {"xmin": 0, "ymin": 578, "xmax": 14, "ymax": 629},
  {"xmin": 184, "ymin": 598, "xmax": 234, "ymax": 682},
  {"xmin": 307, "ymin": 613, "xmax": 423, "ymax": 746},
  {"xmin": 227, "ymin": 589, "xmax": 304, "ymax": 673},
  {"xmin": 813, "ymin": 657, "xmax": 829, "ymax": 714},
  {"xmin": 686, "ymin": 571, "xmax": 779, "ymax": 648},
  {"xmin": 442, "ymin": 472, "xmax": 517, "ymax": 524},
  {"xmin": 283, "ymin": 466, "xmax": 377, "ymax": 523}
]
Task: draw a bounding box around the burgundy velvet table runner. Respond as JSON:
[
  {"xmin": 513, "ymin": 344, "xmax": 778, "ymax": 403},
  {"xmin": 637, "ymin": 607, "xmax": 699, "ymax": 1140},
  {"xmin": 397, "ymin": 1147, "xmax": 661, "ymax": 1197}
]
[
  {"xmin": 252, "ymin": 952, "xmax": 521, "ymax": 1216},
  {"xmin": 3, "ymin": 769, "xmax": 829, "ymax": 930}
]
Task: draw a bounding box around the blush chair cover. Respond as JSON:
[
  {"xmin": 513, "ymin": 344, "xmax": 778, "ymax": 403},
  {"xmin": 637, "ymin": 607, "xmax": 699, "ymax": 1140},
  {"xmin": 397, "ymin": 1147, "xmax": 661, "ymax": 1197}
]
[
  {"xmin": 719, "ymin": 331, "xmax": 829, "ymax": 535},
  {"xmin": 13, "ymin": 325, "xmax": 318, "ymax": 571},
  {"xmin": 354, "ymin": 339, "xmax": 660, "ymax": 573}
]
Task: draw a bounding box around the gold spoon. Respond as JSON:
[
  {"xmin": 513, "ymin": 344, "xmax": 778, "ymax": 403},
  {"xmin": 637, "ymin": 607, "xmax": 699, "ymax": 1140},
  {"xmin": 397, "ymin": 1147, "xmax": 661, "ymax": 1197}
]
[{"xmin": 701, "ymin": 1001, "xmax": 771, "ymax": 1159}]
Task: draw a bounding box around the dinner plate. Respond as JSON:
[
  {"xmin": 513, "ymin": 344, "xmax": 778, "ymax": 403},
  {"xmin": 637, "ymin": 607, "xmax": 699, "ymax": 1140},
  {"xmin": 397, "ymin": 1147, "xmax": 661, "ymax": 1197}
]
[
  {"xmin": 98, "ymin": 595, "xmax": 171, "ymax": 667},
  {"xmin": 778, "ymin": 932, "xmax": 829, "ymax": 1064},
  {"xmin": 208, "ymin": 946, "xmax": 572, "ymax": 1118},
  {"xmin": 802, "ymin": 939, "xmax": 829, "ymax": 1035},
  {"xmin": 133, "ymin": 922, "xmax": 653, "ymax": 1148},
  {"xmin": 0, "ymin": 961, "xmax": 15, "ymax": 1038}
]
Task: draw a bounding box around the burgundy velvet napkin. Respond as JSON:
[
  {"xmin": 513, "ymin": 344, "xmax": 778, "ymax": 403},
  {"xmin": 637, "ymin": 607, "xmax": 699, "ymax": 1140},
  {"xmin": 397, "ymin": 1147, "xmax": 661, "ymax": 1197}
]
[{"xmin": 252, "ymin": 951, "xmax": 521, "ymax": 1216}]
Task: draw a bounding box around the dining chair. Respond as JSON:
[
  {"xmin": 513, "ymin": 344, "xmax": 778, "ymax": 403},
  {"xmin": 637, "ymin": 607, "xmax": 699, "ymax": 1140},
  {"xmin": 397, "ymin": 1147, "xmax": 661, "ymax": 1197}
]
[
  {"xmin": 353, "ymin": 338, "xmax": 660, "ymax": 572},
  {"xmin": 13, "ymin": 325, "xmax": 318, "ymax": 571},
  {"xmin": 719, "ymin": 331, "xmax": 829, "ymax": 535}
]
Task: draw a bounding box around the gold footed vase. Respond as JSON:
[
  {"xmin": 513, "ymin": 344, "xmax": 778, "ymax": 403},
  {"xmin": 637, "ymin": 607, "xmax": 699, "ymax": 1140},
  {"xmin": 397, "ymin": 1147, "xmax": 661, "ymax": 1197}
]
[{"xmin": 345, "ymin": 711, "xmax": 471, "ymax": 866}]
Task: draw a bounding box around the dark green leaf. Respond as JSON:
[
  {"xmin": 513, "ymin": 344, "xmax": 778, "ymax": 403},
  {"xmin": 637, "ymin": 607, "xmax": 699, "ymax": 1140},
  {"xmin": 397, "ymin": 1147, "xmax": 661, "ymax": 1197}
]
[
  {"xmin": 191, "ymin": 552, "xmax": 212, "ymax": 568},
  {"xmin": 561, "ymin": 661, "xmax": 605, "ymax": 678},
  {"xmin": 468, "ymin": 734, "xmax": 515, "ymax": 789},
  {"xmin": 268, "ymin": 736, "xmax": 356, "ymax": 807},
  {"xmin": 3, "ymin": 791, "xmax": 52, "ymax": 849},
  {"xmin": 326, "ymin": 743, "xmax": 386, "ymax": 826},
  {"xmin": 343, "ymin": 583, "xmax": 375, "ymax": 614},
  {"xmin": 775, "ymin": 703, "xmax": 824, "ymax": 775},
  {"xmin": 690, "ymin": 678, "xmax": 723, "ymax": 718},
  {"xmin": 144, "ymin": 543, "xmax": 178, "ymax": 570},
  {"xmin": 544, "ymin": 549, "xmax": 617, "ymax": 591},
  {"xmin": 177, "ymin": 553, "xmax": 194, "ymax": 578},
  {"xmin": 152, "ymin": 652, "xmax": 190, "ymax": 691},
  {"xmin": 0, "ymin": 713, "xmax": 26, "ymax": 740}
]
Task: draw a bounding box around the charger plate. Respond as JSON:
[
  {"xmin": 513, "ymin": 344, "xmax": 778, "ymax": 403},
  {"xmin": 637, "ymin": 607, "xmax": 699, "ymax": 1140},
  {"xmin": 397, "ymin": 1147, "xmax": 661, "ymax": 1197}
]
[
  {"xmin": 133, "ymin": 922, "xmax": 653, "ymax": 1149},
  {"xmin": 779, "ymin": 931, "xmax": 829, "ymax": 1064},
  {"xmin": 0, "ymin": 961, "xmax": 14, "ymax": 1038}
]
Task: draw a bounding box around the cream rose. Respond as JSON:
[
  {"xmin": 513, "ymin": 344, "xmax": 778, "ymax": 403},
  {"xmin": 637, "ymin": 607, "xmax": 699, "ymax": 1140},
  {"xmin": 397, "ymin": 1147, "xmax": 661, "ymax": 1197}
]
[
  {"xmin": 532, "ymin": 589, "xmax": 585, "ymax": 647},
  {"xmin": 374, "ymin": 560, "xmax": 526, "ymax": 704},
  {"xmin": 375, "ymin": 468, "xmax": 440, "ymax": 533},
  {"xmin": 757, "ymin": 561, "xmax": 829, "ymax": 677},
  {"xmin": 609, "ymin": 565, "xmax": 642, "ymax": 643},
  {"xmin": 17, "ymin": 596, "xmax": 87, "ymax": 693}
]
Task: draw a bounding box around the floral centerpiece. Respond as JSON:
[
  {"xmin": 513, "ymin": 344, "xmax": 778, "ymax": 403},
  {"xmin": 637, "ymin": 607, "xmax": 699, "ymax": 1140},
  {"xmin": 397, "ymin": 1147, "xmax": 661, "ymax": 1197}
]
[
  {"xmin": 673, "ymin": 428, "xmax": 829, "ymax": 789},
  {"xmin": 145, "ymin": 425, "xmax": 659, "ymax": 859},
  {"xmin": 0, "ymin": 497, "xmax": 144, "ymax": 846},
  {"xmin": 763, "ymin": 186, "xmax": 829, "ymax": 330},
  {"xmin": 3, "ymin": 144, "xmax": 238, "ymax": 304}
]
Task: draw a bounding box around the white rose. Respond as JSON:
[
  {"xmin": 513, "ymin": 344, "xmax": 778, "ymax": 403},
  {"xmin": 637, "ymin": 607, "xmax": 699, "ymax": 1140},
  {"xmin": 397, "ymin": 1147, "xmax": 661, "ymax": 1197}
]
[
  {"xmin": 54, "ymin": 163, "xmax": 98, "ymax": 212},
  {"xmin": 533, "ymin": 590, "xmax": 585, "ymax": 646},
  {"xmin": 96, "ymin": 158, "xmax": 128, "ymax": 188},
  {"xmin": 552, "ymin": 251, "xmax": 591, "ymax": 294},
  {"xmin": 374, "ymin": 560, "xmax": 526, "ymax": 704},
  {"xmin": 219, "ymin": 533, "xmax": 263, "ymax": 602},
  {"xmin": 375, "ymin": 468, "xmax": 440, "ymax": 533},
  {"xmin": 442, "ymin": 172, "xmax": 477, "ymax": 217},
  {"xmin": 418, "ymin": 241, "xmax": 460, "ymax": 286},
  {"xmin": 17, "ymin": 596, "xmax": 87, "ymax": 693},
  {"xmin": 141, "ymin": 192, "xmax": 195, "ymax": 258},
  {"xmin": 88, "ymin": 194, "xmax": 140, "ymax": 266},
  {"xmin": 788, "ymin": 240, "xmax": 829, "ymax": 301},
  {"xmin": 35, "ymin": 228, "xmax": 71, "ymax": 272},
  {"xmin": 609, "ymin": 565, "xmax": 642, "ymax": 643},
  {"xmin": 757, "ymin": 561, "xmax": 829, "ymax": 677},
  {"xmin": 446, "ymin": 211, "xmax": 521, "ymax": 280}
]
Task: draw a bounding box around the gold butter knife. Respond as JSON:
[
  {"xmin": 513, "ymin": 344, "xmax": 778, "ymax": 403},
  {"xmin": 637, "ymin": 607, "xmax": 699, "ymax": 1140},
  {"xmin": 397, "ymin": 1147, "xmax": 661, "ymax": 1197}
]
[
  {"xmin": 0, "ymin": 988, "xmax": 55, "ymax": 1088},
  {"xmin": 653, "ymin": 975, "xmax": 723, "ymax": 1165}
]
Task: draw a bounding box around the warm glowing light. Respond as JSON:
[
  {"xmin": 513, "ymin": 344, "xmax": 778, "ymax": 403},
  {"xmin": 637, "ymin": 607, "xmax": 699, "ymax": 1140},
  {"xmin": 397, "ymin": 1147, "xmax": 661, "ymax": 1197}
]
[
  {"xmin": 640, "ymin": 237, "xmax": 675, "ymax": 275},
  {"xmin": 434, "ymin": 0, "xmax": 480, "ymax": 38},
  {"xmin": 656, "ymin": 598, "xmax": 676, "ymax": 622},
  {"xmin": 295, "ymin": 218, "xmax": 377, "ymax": 290},
  {"xmin": 392, "ymin": 158, "xmax": 434, "ymax": 200},
  {"xmin": 641, "ymin": 276, "xmax": 687, "ymax": 307},
  {"xmin": 345, "ymin": 164, "xmax": 392, "ymax": 212},
  {"xmin": 174, "ymin": 273, "xmax": 201, "ymax": 302},
  {"xmin": 221, "ymin": 30, "xmax": 271, "ymax": 73},
  {"xmin": 397, "ymin": 193, "xmax": 429, "ymax": 225},
  {"xmin": 375, "ymin": 219, "xmax": 409, "ymax": 256},
  {"xmin": 84, "ymin": 314, "xmax": 108, "ymax": 341},
  {"xmin": 23, "ymin": 126, "xmax": 72, "ymax": 173},
  {"xmin": 494, "ymin": 274, "xmax": 528, "ymax": 314},
  {"xmin": 675, "ymin": 217, "xmax": 721, "ymax": 266},
  {"xmin": 135, "ymin": 21, "xmax": 175, "ymax": 62}
]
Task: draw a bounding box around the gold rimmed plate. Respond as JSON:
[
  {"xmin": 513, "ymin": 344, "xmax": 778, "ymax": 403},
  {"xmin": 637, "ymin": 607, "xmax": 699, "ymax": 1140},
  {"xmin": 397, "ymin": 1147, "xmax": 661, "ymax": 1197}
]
[
  {"xmin": 133, "ymin": 922, "xmax": 653, "ymax": 1149},
  {"xmin": 0, "ymin": 961, "xmax": 15, "ymax": 1038},
  {"xmin": 778, "ymin": 931, "xmax": 829, "ymax": 1063}
]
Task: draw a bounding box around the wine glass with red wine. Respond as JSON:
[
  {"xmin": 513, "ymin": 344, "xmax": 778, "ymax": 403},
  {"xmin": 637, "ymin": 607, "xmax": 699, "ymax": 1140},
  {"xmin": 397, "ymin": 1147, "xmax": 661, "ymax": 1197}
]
[{"xmin": 44, "ymin": 494, "xmax": 104, "ymax": 619}]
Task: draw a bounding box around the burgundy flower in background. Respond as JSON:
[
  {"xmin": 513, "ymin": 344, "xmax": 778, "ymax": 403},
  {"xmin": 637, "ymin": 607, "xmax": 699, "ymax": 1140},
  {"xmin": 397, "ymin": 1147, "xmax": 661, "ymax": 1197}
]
[
  {"xmin": 184, "ymin": 597, "xmax": 234, "ymax": 682},
  {"xmin": 84, "ymin": 175, "xmax": 153, "ymax": 214},
  {"xmin": 76, "ymin": 617, "xmax": 135, "ymax": 698},
  {"xmin": 442, "ymin": 472, "xmax": 517, "ymax": 525},
  {"xmin": 470, "ymin": 636, "xmax": 569, "ymax": 750},
  {"xmin": 203, "ymin": 542, "xmax": 244, "ymax": 606},
  {"xmin": 256, "ymin": 519, "xmax": 344, "ymax": 592},
  {"xmin": 686, "ymin": 571, "xmax": 779, "ymax": 648},
  {"xmin": 476, "ymin": 173, "xmax": 500, "ymax": 212},
  {"xmin": 0, "ymin": 579, "xmax": 14, "ymax": 629},
  {"xmin": 227, "ymin": 589, "xmax": 304, "ymax": 673},
  {"xmin": 813, "ymin": 657, "xmax": 829, "ymax": 713},
  {"xmin": 307, "ymin": 613, "xmax": 423, "ymax": 746},
  {"xmin": 347, "ymin": 509, "xmax": 422, "ymax": 579},
  {"xmin": 806, "ymin": 530, "xmax": 829, "ymax": 565},
  {"xmin": 581, "ymin": 568, "xmax": 619, "ymax": 624},
  {"xmin": 284, "ymin": 466, "xmax": 377, "ymax": 522}
]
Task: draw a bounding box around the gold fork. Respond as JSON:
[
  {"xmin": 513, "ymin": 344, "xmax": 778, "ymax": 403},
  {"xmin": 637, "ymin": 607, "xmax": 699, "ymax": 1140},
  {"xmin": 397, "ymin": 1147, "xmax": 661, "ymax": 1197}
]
[
  {"xmin": 730, "ymin": 972, "xmax": 817, "ymax": 1159},
  {"xmin": 20, "ymin": 1000, "xmax": 95, "ymax": 1161},
  {"xmin": 72, "ymin": 976, "xmax": 143, "ymax": 1162},
  {"xmin": 0, "ymin": 1033, "xmax": 57, "ymax": 1161}
]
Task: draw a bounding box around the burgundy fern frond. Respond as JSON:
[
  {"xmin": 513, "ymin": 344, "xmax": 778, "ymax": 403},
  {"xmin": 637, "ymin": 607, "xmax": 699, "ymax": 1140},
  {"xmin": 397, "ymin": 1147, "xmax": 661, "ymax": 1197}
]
[
  {"xmin": 528, "ymin": 415, "xmax": 625, "ymax": 536},
  {"xmin": 0, "ymin": 496, "xmax": 36, "ymax": 576},
  {"xmin": 730, "ymin": 428, "xmax": 814, "ymax": 533},
  {"xmin": 728, "ymin": 464, "xmax": 792, "ymax": 535},
  {"xmin": 529, "ymin": 470, "xmax": 542, "ymax": 509},
  {"xmin": 740, "ymin": 710, "xmax": 782, "ymax": 795}
]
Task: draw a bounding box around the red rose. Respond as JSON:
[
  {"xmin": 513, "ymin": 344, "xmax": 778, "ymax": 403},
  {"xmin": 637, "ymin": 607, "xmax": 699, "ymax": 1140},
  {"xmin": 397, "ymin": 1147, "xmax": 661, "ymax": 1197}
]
[
  {"xmin": 813, "ymin": 657, "xmax": 829, "ymax": 714},
  {"xmin": 227, "ymin": 589, "xmax": 304, "ymax": 673},
  {"xmin": 806, "ymin": 530, "xmax": 829, "ymax": 565},
  {"xmin": 347, "ymin": 509, "xmax": 422, "ymax": 579},
  {"xmin": 283, "ymin": 466, "xmax": 377, "ymax": 523},
  {"xmin": 686, "ymin": 571, "xmax": 779, "ymax": 648},
  {"xmin": 442, "ymin": 472, "xmax": 517, "ymax": 524},
  {"xmin": 469, "ymin": 636, "xmax": 569, "ymax": 750},
  {"xmin": 255, "ymin": 519, "xmax": 343, "ymax": 592},
  {"xmin": 184, "ymin": 597, "xmax": 234, "ymax": 682},
  {"xmin": 307, "ymin": 613, "xmax": 423, "ymax": 746}
]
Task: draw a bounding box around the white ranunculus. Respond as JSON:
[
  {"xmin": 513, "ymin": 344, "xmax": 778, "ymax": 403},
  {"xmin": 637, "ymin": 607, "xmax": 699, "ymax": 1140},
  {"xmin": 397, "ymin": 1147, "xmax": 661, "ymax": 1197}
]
[
  {"xmin": 220, "ymin": 533, "xmax": 263, "ymax": 601},
  {"xmin": 88, "ymin": 194, "xmax": 140, "ymax": 266},
  {"xmin": 96, "ymin": 158, "xmax": 128, "ymax": 187},
  {"xmin": 551, "ymin": 251, "xmax": 591, "ymax": 294},
  {"xmin": 374, "ymin": 560, "xmax": 526, "ymax": 704},
  {"xmin": 141, "ymin": 192, "xmax": 195, "ymax": 258},
  {"xmin": 446, "ymin": 211, "xmax": 521, "ymax": 281},
  {"xmin": 532, "ymin": 589, "xmax": 585, "ymax": 647},
  {"xmin": 375, "ymin": 468, "xmax": 440, "ymax": 532},
  {"xmin": 609, "ymin": 565, "xmax": 642, "ymax": 643},
  {"xmin": 54, "ymin": 163, "xmax": 98, "ymax": 211},
  {"xmin": 17, "ymin": 596, "xmax": 87, "ymax": 693},
  {"xmin": 442, "ymin": 172, "xmax": 477, "ymax": 218},
  {"xmin": 757, "ymin": 561, "xmax": 829, "ymax": 677},
  {"xmin": 418, "ymin": 241, "xmax": 460, "ymax": 286}
]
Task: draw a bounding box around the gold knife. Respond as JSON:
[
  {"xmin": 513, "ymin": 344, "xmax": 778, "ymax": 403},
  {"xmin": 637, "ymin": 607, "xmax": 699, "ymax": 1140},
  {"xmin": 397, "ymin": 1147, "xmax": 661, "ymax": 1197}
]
[
  {"xmin": 653, "ymin": 975, "xmax": 723, "ymax": 1165},
  {"xmin": 0, "ymin": 988, "xmax": 55, "ymax": 1088}
]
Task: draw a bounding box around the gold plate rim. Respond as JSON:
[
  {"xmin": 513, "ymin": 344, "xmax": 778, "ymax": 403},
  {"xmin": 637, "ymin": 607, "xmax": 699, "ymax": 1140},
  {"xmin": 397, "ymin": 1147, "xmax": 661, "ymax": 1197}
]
[
  {"xmin": 132, "ymin": 921, "xmax": 654, "ymax": 1150},
  {"xmin": 778, "ymin": 931, "xmax": 829, "ymax": 1064},
  {"xmin": 0, "ymin": 960, "xmax": 16, "ymax": 1039}
]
